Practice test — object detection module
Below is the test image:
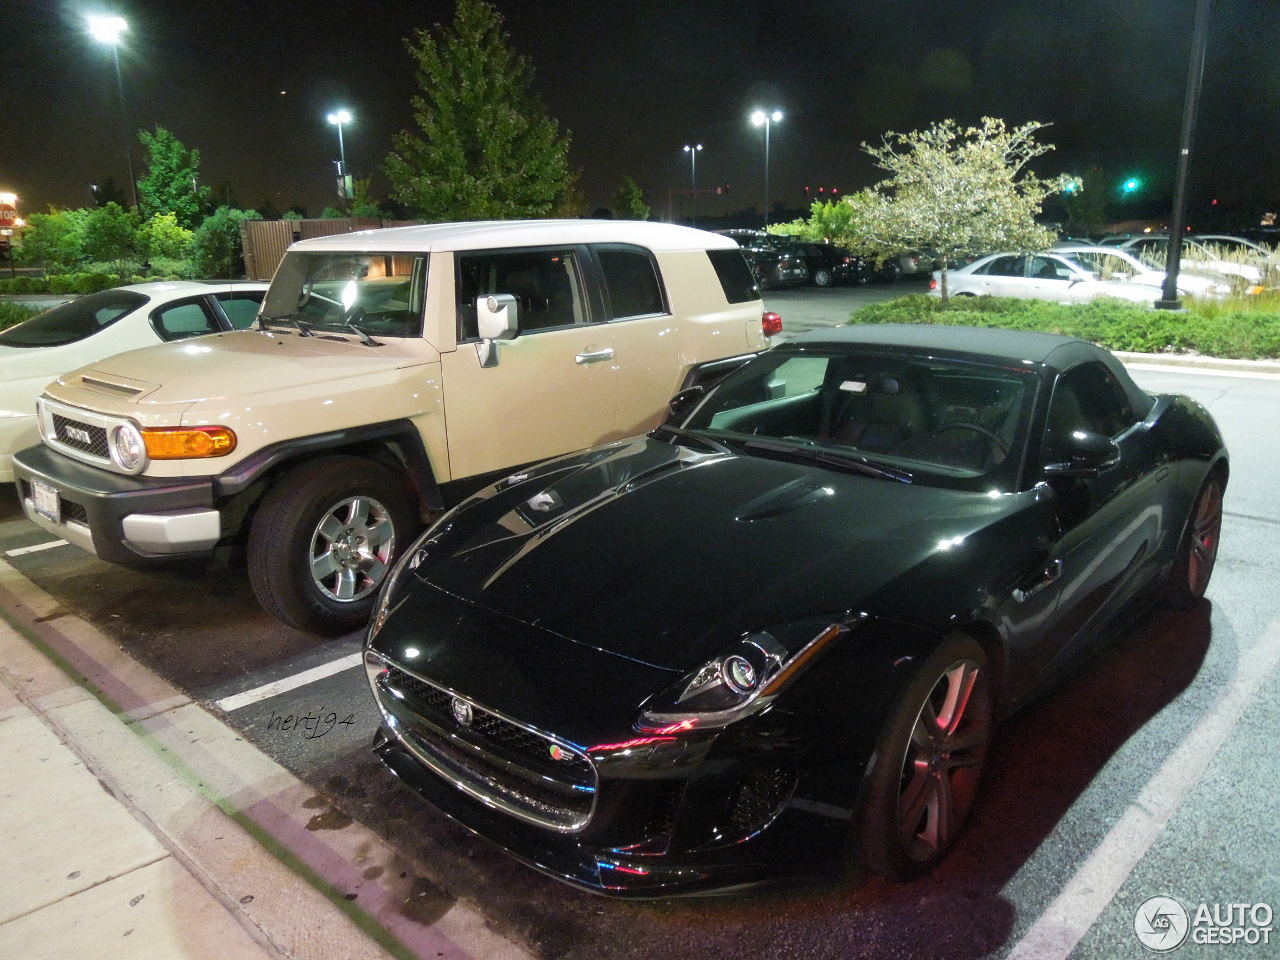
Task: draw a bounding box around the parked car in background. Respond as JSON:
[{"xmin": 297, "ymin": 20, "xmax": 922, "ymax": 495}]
[
  {"xmin": 792, "ymin": 243, "xmax": 871, "ymax": 286},
  {"xmin": 1116, "ymin": 234, "xmax": 1266, "ymax": 287},
  {"xmin": 931, "ymin": 248, "xmax": 1229, "ymax": 304},
  {"xmin": 365, "ymin": 323, "xmax": 1226, "ymax": 894},
  {"xmin": 12, "ymin": 221, "xmax": 774, "ymax": 634},
  {"xmin": 0, "ymin": 281, "xmax": 268, "ymax": 483},
  {"xmin": 741, "ymin": 242, "xmax": 809, "ymax": 289}
]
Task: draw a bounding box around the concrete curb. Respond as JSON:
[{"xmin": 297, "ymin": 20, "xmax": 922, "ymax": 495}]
[{"xmin": 1114, "ymin": 351, "xmax": 1280, "ymax": 377}]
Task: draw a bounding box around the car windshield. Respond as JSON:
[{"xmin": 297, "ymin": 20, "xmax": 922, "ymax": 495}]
[
  {"xmin": 1062, "ymin": 250, "xmax": 1144, "ymax": 281},
  {"xmin": 262, "ymin": 252, "xmax": 427, "ymax": 338},
  {"xmin": 680, "ymin": 347, "xmax": 1041, "ymax": 489},
  {"xmin": 0, "ymin": 289, "xmax": 148, "ymax": 348}
]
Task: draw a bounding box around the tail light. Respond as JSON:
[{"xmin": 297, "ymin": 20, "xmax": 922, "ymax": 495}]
[
  {"xmin": 762, "ymin": 312, "xmax": 782, "ymax": 336},
  {"xmin": 929, "ymin": 278, "xmax": 938, "ymax": 290},
  {"xmin": 842, "ymin": 256, "xmax": 851, "ymax": 264}
]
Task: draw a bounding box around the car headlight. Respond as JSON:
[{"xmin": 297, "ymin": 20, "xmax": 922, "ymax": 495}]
[
  {"xmin": 110, "ymin": 422, "xmax": 147, "ymax": 473},
  {"xmin": 638, "ymin": 623, "xmax": 848, "ymax": 731},
  {"xmin": 366, "ymin": 530, "xmax": 436, "ymax": 641}
]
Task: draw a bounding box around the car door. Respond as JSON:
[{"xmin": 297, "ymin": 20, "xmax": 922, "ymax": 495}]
[
  {"xmin": 971, "ymin": 255, "xmax": 1028, "ymax": 298},
  {"xmin": 438, "ymin": 245, "xmax": 617, "ymax": 481},
  {"xmin": 592, "ymin": 244, "xmax": 679, "ymax": 437},
  {"xmin": 1032, "ymin": 360, "xmax": 1170, "ymax": 680},
  {"xmin": 1025, "ymin": 255, "xmax": 1078, "ymax": 303}
]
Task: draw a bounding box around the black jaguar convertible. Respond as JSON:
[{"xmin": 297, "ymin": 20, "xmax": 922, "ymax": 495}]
[{"xmin": 363, "ymin": 324, "xmax": 1227, "ymax": 896}]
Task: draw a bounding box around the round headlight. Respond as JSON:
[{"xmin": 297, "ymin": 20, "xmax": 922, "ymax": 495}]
[
  {"xmin": 723, "ymin": 655, "xmax": 757, "ymax": 693},
  {"xmin": 111, "ymin": 423, "xmax": 146, "ymax": 472}
]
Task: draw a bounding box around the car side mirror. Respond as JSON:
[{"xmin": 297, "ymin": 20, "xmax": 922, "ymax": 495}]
[
  {"xmin": 662, "ymin": 385, "xmax": 705, "ymax": 424},
  {"xmin": 475, "ymin": 294, "xmax": 519, "ymax": 367},
  {"xmin": 1043, "ymin": 429, "xmax": 1120, "ymax": 479}
]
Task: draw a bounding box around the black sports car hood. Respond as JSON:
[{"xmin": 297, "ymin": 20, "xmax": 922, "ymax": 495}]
[{"xmin": 413, "ymin": 437, "xmax": 1027, "ymax": 672}]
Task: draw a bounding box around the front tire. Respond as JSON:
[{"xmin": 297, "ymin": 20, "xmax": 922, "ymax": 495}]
[
  {"xmin": 812, "ymin": 268, "xmax": 832, "ymax": 287},
  {"xmin": 247, "ymin": 455, "xmax": 418, "ymax": 635},
  {"xmin": 859, "ymin": 635, "xmax": 991, "ymax": 881},
  {"xmin": 1165, "ymin": 471, "xmax": 1224, "ymax": 609}
]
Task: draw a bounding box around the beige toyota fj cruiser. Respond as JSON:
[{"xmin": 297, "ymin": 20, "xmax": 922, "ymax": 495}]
[{"xmin": 13, "ymin": 220, "xmax": 774, "ymax": 633}]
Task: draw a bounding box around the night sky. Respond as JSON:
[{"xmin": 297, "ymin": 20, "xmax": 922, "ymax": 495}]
[{"xmin": 4, "ymin": 0, "xmax": 1278, "ymax": 221}]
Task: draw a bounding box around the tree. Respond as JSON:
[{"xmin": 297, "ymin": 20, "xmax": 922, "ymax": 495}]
[
  {"xmin": 348, "ymin": 176, "xmax": 389, "ymax": 219},
  {"xmin": 767, "ymin": 199, "xmax": 857, "ymax": 242},
  {"xmin": 1063, "ymin": 166, "xmax": 1109, "ymax": 237},
  {"xmin": 14, "ymin": 208, "xmax": 89, "ymax": 272},
  {"xmin": 190, "ymin": 206, "xmax": 261, "ymax": 279},
  {"xmin": 140, "ymin": 212, "xmax": 193, "ymax": 261},
  {"xmin": 384, "ymin": 0, "xmax": 580, "ymax": 221},
  {"xmin": 137, "ymin": 127, "xmax": 210, "ymax": 228},
  {"xmin": 612, "ymin": 176, "xmax": 650, "ymax": 221},
  {"xmin": 90, "ymin": 178, "xmax": 128, "ymax": 208},
  {"xmin": 83, "ymin": 202, "xmax": 140, "ymax": 276},
  {"xmin": 843, "ymin": 118, "xmax": 1067, "ymax": 300}
]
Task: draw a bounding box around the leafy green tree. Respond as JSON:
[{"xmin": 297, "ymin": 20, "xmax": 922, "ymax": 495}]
[
  {"xmin": 83, "ymin": 202, "xmax": 140, "ymax": 277},
  {"xmin": 320, "ymin": 207, "xmax": 346, "ymax": 220},
  {"xmin": 348, "ymin": 176, "xmax": 389, "ymax": 219},
  {"xmin": 282, "ymin": 209, "xmax": 304, "ymax": 221},
  {"xmin": 137, "ymin": 127, "xmax": 210, "ymax": 228},
  {"xmin": 1063, "ymin": 166, "xmax": 1109, "ymax": 237},
  {"xmin": 843, "ymin": 117, "xmax": 1067, "ymax": 300},
  {"xmin": 767, "ymin": 199, "xmax": 858, "ymax": 242},
  {"xmin": 14, "ymin": 208, "xmax": 89, "ymax": 271},
  {"xmin": 140, "ymin": 212, "xmax": 193, "ymax": 260},
  {"xmin": 612, "ymin": 176, "xmax": 650, "ymax": 221},
  {"xmin": 190, "ymin": 206, "xmax": 261, "ymax": 279},
  {"xmin": 384, "ymin": 0, "xmax": 580, "ymax": 220}
]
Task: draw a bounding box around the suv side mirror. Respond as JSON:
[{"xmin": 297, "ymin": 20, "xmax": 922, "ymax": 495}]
[
  {"xmin": 475, "ymin": 294, "xmax": 519, "ymax": 367},
  {"xmin": 662, "ymin": 385, "xmax": 705, "ymax": 424},
  {"xmin": 1043, "ymin": 429, "xmax": 1121, "ymax": 479}
]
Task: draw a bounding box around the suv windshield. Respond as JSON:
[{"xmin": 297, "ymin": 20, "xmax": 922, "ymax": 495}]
[
  {"xmin": 680, "ymin": 348, "xmax": 1041, "ymax": 490},
  {"xmin": 0, "ymin": 290, "xmax": 148, "ymax": 348},
  {"xmin": 262, "ymin": 252, "xmax": 427, "ymax": 338}
]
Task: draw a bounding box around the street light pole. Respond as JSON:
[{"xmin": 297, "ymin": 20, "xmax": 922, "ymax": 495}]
[
  {"xmin": 327, "ymin": 109, "xmax": 353, "ymax": 202},
  {"xmin": 683, "ymin": 143, "xmax": 702, "ymax": 225},
  {"xmin": 1157, "ymin": 0, "xmax": 1212, "ymax": 311},
  {"xmin": 751, "ymin": 109, "xmax": 783, "ymax": 227},
  {"xmin": 87, "ymin": 16, "xmax": 138, "ymax": 211}
]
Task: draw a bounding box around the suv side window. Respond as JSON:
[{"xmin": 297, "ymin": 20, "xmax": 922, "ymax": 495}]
[
  {"xmin": 705, "ymin": 249, "xmax": 760, "ymax": 303},
  {"xmin": 456, "ymin": 248, "xmax": 589, "ymax": 340},
  {"xmin": 596, "ymin": 246, "xmax": 667, "ymax": 320},
  {"xmin": 1045, "ymin": 360, "xmax": 1139, "ymax": 453},
  {"xmin": 214, "ymin": 291, "xmax": 266, "ymax": 330},
  {"xmin": 152, "ymin": 299, "xmax": 220, "ymax": 341}
]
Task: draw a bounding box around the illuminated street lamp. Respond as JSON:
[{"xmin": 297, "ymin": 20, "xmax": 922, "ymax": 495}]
[
  {"xmin": 327, "ymin": 109, "xmax": 353, "ymax": 201},
  {"xmin": 683, "ymin": 143, "xmax": 702, "ymax": 225},
  {"xmin": 86, "ymin": 15, "xmax": 137, "ymax": 210},
  {"xmin": 750, "ymin": 109, "xmax": 783, "ymax": 226}
]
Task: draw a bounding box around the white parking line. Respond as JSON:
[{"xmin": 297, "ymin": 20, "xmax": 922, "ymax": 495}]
[
  {"xmin": 215, "ymin": 652, "xmax": 364, "ymax": 712},
  {"xmin": 5, "ymin": 539, "xmax": 69, "ymax": 557},
  {"xmin": 1004, "ymin": 617, "xmax": 1280, "ymax": 960}
]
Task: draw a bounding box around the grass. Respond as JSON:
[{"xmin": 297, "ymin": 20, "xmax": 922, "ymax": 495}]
[
  {"xmin": 0, "ymin": 302, "xmax": 42, "ymax": 332},
  {"xmin": 849, "ymin": 294, "xmax": 1280, "ymax": 359}
]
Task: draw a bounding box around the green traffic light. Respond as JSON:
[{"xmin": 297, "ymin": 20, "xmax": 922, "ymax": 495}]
[{"xmin": 1123, "ymin": 178, "xmax": 1141, "ymax": 193}]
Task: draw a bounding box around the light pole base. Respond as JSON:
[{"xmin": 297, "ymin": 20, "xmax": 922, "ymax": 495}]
[{"xmin": 1154, "ymin": 299, "xmax": 1185, "ymax": 312}]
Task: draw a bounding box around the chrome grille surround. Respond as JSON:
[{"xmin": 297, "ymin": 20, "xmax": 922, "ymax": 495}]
[
  {"xmin": 36, "ymin": 396, "xmax": 146, "ymax": 474},
  {"xmin": 368, "ymin": 653, "xmax": 598, "ymax": 833}
]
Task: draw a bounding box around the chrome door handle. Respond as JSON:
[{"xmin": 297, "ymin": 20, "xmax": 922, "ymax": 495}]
[
  {"xmin": 1012, "ymin": 559, "xmax": 1062, "ymax": 603},
  {"xmin": 575, "ymin": 348, "xmax": 615, "ymax": 365}
]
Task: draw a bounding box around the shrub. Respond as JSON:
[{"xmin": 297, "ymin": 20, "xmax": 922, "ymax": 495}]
[
  {"xmin": 849, "ymin": 294, "xmax": 1280, "ymax": 359},
  {"xmin": 0, "ymin": 303, "xmax": 41, "ymax": 331},
  {"xmin": 140, "ymin": 212, "xmax": 194, "ymax": 260},
  {"xmin": 191, "ymin": 206, "xmax": 262, "ymax": 279}
]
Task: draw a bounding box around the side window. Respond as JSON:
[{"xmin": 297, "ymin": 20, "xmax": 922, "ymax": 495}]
[
  {"xmin": 1028, "ymin": 256, "xmax": 1069, "ymax": 280},
  {"xmin": 456, "ymin": 248, "xmax": 587, "ymax": 340},
  {"xmin": 215, "ymin": 291, "xmax": 265, "ymax": 330},
  {"xmin": 1045, "ymin": 361, "xmax": 1138, "ymax": 453},
  {"xmin": 597, "ymin": 247, "xmax": 667, "ymax": 319},
  {"xmin": 706, "ymin": 249, "xmax": 760, "ymax": 303},
  {"xmin": 152, "ymin": 300, "xmax": 219, "ymax": 342},
  {"xmin": 988, "ymin": 255, "xmax": 1026, "ymax": 277}
]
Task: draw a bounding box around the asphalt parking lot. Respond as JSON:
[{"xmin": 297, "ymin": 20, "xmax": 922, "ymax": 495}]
[{"xmin": 2, "ymin": 288, "xmax": 1277, "ymax": 959}]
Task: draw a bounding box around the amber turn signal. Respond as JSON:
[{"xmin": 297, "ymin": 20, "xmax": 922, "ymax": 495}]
[{"xmin": 141, "ymin": 426, "xmax": 237, "ymax": 459}]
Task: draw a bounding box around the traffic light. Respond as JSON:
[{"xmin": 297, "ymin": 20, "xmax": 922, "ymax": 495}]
[{"xmin": 1122, "ymin": 177, "xmax": 1141, "ymax": 194}]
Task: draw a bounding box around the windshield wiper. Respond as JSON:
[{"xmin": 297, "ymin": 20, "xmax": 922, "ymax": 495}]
[
  {"xmin": 259, "ymin": 315, "xmax": 314, "ymax": 337},
  {"xmin": 341, "ymin": 320, "xmax": 381, "ymax": 347},
  {"xmin": 651, "ymin": 423, "xmax": 733, "ymax": 455},
  {"xmin": 741, "ymin": 438, "xmax": 912, "ymax": 482}
]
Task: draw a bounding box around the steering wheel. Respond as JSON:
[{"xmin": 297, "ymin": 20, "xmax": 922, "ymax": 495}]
[{"xmin": 936, "ymin": 421, "xmax": 1010, "ymax": 454}]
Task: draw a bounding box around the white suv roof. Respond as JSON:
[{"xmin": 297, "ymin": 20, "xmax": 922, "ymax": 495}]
[{"xmin": 294, "ymin": 219, "xmax": 741, "ymax": 255}]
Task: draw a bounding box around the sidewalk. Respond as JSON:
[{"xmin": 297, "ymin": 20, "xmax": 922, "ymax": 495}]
[{"xmin": 0, "ymin": 677, "xmax": 276, "ymax": 960}]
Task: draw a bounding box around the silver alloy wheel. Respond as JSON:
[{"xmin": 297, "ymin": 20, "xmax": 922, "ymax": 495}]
[
  {"xmin": 1188, "ymin": 479, "xmax": 1223, "ymax": 596},
  {"xmin": 897, "ymin": 658, "xmax": 989, "ymax": 862},
  {"xmin": 813, "ymin": 268, "xmax": 832, "ymax": 286},
  {"xmin": 308, "ymin": 495, "xmax": 396, "ymax": 603}
]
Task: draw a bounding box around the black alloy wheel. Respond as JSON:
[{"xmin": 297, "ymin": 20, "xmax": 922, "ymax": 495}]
[
  {"xmin": 1166, "ymin": 471, "xmax": 1225, "ymax": 609},
  {"xmin": 247, "ymin": 455, "xmax": 419, "ymax": 635},
  {"xmin": 859, "ymin": 634, "xmax": 991, "ymax": 880}
]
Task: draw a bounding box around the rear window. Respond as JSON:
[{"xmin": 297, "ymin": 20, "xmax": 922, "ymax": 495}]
[
  {"xmin": 0, "ymin": 290, "xmax": 148, "ymax": 348},
  {"xmin": 706, "ymin": 249, "xmax": 761, "ymax": 304}
]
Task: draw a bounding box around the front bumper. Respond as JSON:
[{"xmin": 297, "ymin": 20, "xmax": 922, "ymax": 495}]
[{"xmin": 11, "ymin": 443, "xmax": 220, "ymax": 567}]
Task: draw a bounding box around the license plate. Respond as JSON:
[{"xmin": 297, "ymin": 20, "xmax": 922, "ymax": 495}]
[{"xmin": 31, "ymin": 479, "xmax": 60, "ymax": 524}]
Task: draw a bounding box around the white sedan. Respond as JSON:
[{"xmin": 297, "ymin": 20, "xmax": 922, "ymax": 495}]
[
  {"xmin": 0, "ymin": 281, "xmax": 267, "ymax": 482},
  {"xmin": 930, "ymin": 247, "xmax": 1229, "ymax": 304}
]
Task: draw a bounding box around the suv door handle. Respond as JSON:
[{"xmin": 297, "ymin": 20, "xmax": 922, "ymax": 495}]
[
  {"xmin": 1012, "ymin": 559, "xmax": 1062, "ymax": 603},
  {"xmin": 575, "ymin": 348, "xmax": 615, "ymax": 365}
]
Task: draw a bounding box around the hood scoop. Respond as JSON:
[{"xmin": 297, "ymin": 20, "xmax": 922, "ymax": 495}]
[
  {"xmin": 73, "ymin": 371, "xmax": 158, "ymax": 400},
  {"xmin": 735, "ymin": 476, "xmax": 834, "ymax": 522}
]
